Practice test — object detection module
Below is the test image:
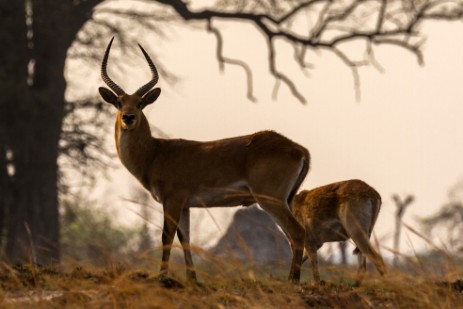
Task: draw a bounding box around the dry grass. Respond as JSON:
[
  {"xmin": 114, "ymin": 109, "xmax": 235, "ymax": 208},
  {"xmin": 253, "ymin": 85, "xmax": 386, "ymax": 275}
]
[{"xmin": 0, "ymin": 258, "xmax": 461, "ymax": 309}]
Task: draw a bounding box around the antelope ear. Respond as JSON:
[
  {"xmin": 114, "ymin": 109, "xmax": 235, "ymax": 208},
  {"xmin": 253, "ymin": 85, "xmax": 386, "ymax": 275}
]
[
  {"xmin": 99, "ymin": 87, "xmax": 118, "ymax": 106},
  {"xmin": 141, "ymin": 88, "xmax": 161, "ymax": 109}
]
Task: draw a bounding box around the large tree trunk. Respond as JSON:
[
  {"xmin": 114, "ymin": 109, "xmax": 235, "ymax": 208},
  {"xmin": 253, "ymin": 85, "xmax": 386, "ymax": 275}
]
[
  {"xmin": 0, "ymin": 0, "xmax": 98, "ymax": 264},
  {"xmin": 0, "ymin": 0, "xmax": 86, "ymax": 264},
  {"xmin": 6, "ymin": 114, "xmax": 63, "ymax": 264},
  {"xmin": 0, "ymin": 148, "xmax": 7, "ymax": 253},
  {"xmin": 0, "ymin": 0, "xmax": 29, "ymax": 259},
  {"xmin": 4, "ymin": 1, "xmax": 74, "ymax": 264}
]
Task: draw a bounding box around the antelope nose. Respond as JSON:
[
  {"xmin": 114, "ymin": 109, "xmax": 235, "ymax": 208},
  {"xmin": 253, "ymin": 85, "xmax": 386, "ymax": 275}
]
[{"xmin": 122, "ymin": 114, "xmax": 135, "ymax": 125}]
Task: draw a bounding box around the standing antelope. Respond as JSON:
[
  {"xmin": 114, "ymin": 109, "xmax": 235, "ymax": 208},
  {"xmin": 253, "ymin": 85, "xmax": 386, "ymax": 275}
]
[
  {"xmin": 98, "ymin": 38, "xmax": 310, "ymax": 282},
  {"xmin": 292, "ymin": 179, "xmax": 386, "ymax": 284}
]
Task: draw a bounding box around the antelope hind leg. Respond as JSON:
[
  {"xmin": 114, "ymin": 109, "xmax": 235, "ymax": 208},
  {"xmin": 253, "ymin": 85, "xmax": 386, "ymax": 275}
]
[
  {"xmin": 341, "ymin": 204, "xmax": 386, "ymax": 277},
  {"xmin": 354, "ymin": 252, "xmax": 367, "ymax": 286},
  {"xmin": 254, "ymin": 197, "xmax": 305, "ymax": 283}
]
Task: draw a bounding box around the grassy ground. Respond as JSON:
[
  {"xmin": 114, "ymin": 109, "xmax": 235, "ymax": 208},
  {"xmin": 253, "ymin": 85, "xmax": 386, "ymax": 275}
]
[{"xmin": 0, "ymin": 260, "xmax": 462, "ymax": 308}]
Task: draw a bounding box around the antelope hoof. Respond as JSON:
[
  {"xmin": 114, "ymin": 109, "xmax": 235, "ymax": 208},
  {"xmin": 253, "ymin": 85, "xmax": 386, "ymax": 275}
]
[
  {"xmin": 186, "ymin": 271, "xmax": 199, "ymax": 284},
  {"xmin": 288, "ymin": 272, "xmax": 301, "ymax": 283},
  {"xmin": 156, "ymin": 274, "xmax": 184, "ymax": 289}
]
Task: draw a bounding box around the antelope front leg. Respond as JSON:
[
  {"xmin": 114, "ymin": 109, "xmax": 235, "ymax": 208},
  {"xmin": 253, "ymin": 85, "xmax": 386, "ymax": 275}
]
[
  {"xmin": 177, "ymin": 207, "xmax": 197, "ymax": 282},
  {"xmin": 160, "ymin": 198, "xmax": 185, "ymax": 277},
  {"xmin": 308, "ymin": 248, "xmax": 321, "ymax": 284},
  {"xmin": 305, "ymin": 227, "xmax": 321, "ymax": 284}
]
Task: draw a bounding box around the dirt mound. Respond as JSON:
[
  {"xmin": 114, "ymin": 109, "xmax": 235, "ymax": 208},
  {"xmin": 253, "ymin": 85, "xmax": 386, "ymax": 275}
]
[{"xmin": 210, "ymin": 205, "xmax": 291, "ymax": 264}]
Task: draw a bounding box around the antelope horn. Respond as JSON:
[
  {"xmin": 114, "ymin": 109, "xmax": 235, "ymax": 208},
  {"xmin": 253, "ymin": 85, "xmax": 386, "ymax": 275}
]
[
  {"xmin": 101, "ymin": 37, "xmax": 125, "ymax": 96},
  {"xmin": 136, "ymin": 43, "xmax": 159, "ymax": 97}
]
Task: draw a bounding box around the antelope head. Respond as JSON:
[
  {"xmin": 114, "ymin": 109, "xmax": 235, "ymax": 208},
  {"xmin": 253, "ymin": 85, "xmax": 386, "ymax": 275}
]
[{"xmin": 98, "ymin": 37, "xmax": 161, "ymax": 131}]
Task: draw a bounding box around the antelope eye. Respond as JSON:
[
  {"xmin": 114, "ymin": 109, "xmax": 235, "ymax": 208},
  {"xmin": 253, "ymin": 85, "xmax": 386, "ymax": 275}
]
[
  {"xmin": 137, "ymin": 101, "xmax": 143, "ymax": 109},
  {"xmin": 115, "ymin": 101, "xmax": 122, "ymax": 108}
]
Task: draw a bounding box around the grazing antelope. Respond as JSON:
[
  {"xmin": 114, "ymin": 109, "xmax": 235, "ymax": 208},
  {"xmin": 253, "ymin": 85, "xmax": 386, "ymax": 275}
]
[
  {"xmin": 98, "ymin": 38, "xmax": 310, "ymax": 282},
  {"xmin": 292, "ymin": 179, "xmax": 386, "ymax": 284}
]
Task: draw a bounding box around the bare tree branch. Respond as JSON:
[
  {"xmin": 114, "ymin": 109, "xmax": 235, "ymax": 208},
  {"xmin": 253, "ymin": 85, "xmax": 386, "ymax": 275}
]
[
  {"xmin": 329, "ymin": 47, "xmax": 364, "ymax": 101},
  {"xmin": 376, "ymin": 0, "xmax": 388, "ymax": 32},
  {"xmin": 268, "ymin": 38, "xmax": 307, "ymax": 103},
  {"xmin": 59, "ymin": 98, "xmax": 115, "ymax": 193},
  {"xmin": 149, "ymin": 0, "xmax": 463, "ymax": 102},
  {"xmin": 207, "ymin": 19, "xmax": 257, "ymax": 102}
]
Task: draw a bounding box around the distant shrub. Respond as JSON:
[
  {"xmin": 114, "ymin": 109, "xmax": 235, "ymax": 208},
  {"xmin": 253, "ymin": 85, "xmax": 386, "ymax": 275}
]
[{"xmin": 60, "ymin": 198, "xmax": 143, "ymax": 265}]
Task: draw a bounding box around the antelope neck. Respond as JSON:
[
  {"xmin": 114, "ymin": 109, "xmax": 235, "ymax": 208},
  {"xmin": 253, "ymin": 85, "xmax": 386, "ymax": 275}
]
[{"xmin": 115, "ymin": 113, "xmax": 155, "ymax": 183}]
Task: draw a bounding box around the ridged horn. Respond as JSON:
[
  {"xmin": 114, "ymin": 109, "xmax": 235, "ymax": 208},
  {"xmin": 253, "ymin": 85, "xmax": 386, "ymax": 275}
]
[
  {"xmin": 101, "ymin": 37, "xmax": 125, "ymax": 96},
  {"xmin": 135, "ymin": 43, "xmax": 159, "ymax": 97}
]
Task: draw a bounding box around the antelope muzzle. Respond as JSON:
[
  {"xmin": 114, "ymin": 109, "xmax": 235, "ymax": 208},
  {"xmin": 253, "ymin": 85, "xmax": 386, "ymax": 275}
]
[{"xmin": 122, "ymin": 113, "xmax": 136, "ymax": 126}]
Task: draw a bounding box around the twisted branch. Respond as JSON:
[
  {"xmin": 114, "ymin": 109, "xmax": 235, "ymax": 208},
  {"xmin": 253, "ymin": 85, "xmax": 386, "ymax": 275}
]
[
  {"xmin": 152, "ymin": 0, "xmax": 463, "ymax": 102},
  {"xmin": 207, "ymin": 19, "xmax": 257, "ymax": 102}
]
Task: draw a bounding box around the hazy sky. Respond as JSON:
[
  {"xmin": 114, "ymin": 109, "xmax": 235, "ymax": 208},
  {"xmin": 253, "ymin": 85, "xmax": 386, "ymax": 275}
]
[{"xmin": 70, "ymin": 8, "xmax": 463, "ymax": 259}]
